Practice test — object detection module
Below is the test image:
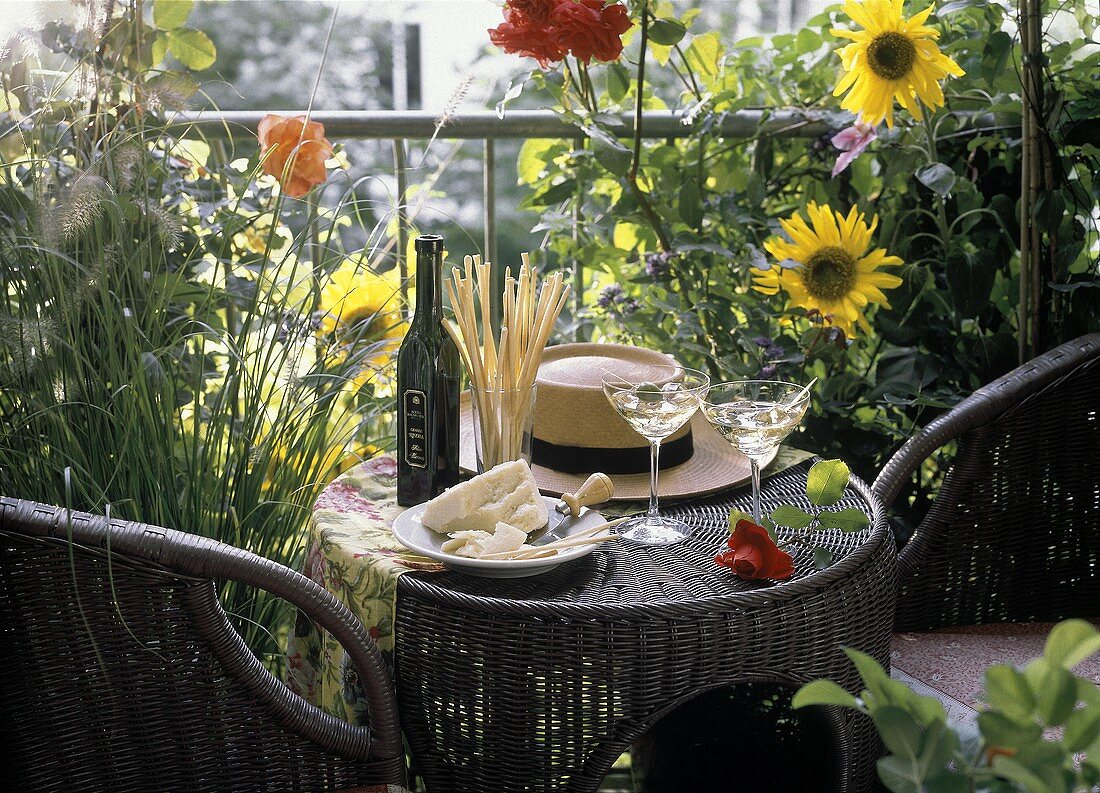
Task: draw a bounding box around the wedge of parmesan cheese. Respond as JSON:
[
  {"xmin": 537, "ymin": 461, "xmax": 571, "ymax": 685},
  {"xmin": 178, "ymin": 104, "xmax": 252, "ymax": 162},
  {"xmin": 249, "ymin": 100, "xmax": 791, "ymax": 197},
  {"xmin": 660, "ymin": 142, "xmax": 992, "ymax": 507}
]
[
  {"xmin": 440, "ymin": 522, "xmax": 529, "ymax": 558},
  {"xmin": 421, "ymin": 459, "xmax": 548, "ymax": 535}
]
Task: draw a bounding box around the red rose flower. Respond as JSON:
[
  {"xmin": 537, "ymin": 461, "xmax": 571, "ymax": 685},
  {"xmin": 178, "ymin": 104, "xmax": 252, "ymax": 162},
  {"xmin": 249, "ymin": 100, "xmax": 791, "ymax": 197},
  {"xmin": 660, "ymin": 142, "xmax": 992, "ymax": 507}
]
[
  {"xmin": 510, "ymin": 0, "xmax": 555, "ymax": 25},
  {"xmin": 257, "ymin": 114, "xmax": 334, "ymax": 199},
  {"xmin": 550, "ymin": 0, "xmax": 632, "ymax": 64},
  {"xmin": 715, "ymin": 519, "xmax": 795, "ymax": 581},
  {"xmin": 488, "ymin": 6, "xmax": 566, "ymax": 68}
]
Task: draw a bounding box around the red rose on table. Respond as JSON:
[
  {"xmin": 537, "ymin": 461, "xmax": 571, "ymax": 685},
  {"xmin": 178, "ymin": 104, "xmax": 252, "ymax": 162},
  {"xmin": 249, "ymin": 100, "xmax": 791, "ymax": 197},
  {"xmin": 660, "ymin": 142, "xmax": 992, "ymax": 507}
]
[
  {"xmin": 550, "ymin": 0, "xmax": 632, "ymax": 63},
  {"xmin": 488, "ymin": 5, "xmax": 566, "ymax": 68},
  {"xmin": 257, "ymin": 114, "xmax": 334, "ymax": 199},
  {"xmin": 715, "ymin": 519, "xmax": 795, "ymax": 581}
]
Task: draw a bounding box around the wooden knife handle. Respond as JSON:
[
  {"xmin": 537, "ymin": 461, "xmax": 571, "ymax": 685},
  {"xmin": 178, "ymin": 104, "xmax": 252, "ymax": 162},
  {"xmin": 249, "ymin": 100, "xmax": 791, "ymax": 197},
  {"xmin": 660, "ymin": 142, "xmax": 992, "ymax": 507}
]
[{"xmin": 560, "ymin": 472, "xmax": 614, "ymax": 517}]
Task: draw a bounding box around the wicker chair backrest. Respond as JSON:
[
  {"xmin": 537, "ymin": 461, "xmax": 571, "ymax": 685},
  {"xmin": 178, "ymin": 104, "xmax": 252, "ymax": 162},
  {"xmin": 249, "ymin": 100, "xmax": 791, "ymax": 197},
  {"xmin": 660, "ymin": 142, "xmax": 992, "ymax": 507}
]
[
  {"xmin": 0, "ymin": 498, "xmax": 406, "ymax": 793},
  {"xmin": 873, "ymin": 334, "xmax": 1100, "ymax": 632}
]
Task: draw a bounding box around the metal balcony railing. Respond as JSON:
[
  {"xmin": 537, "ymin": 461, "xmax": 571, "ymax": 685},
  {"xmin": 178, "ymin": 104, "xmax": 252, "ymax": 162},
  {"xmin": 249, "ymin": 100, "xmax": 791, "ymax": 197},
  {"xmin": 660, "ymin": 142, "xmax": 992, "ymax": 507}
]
[{"xmin": 175, "ymin": 109, "xmax": 831, "ymax": 318}]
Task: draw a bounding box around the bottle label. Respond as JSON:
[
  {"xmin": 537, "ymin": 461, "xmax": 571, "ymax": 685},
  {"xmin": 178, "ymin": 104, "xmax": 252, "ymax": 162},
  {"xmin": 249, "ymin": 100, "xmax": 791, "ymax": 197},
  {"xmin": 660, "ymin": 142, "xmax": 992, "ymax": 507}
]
[{"xmin": 403, "ymin": 389, "xmax": 428, "ymax": 469}]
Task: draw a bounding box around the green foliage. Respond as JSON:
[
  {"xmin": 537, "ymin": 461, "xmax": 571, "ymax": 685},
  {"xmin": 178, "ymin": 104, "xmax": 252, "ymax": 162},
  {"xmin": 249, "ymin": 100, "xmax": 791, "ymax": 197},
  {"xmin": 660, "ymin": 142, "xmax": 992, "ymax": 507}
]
[
  {"xmin": 0, "ymin": 2, "xmax": 397, "ymax": 671},
  {"xmin": 794, "ymin": 620, "xmax": 1100, "ymax": 793},
  {"xmin": 758, "ymin": 458, "xmax": 870, "ymax": 568},
  {"xmin": 150, "ymin": 0, "xmax": 216, "ymax": 70},
  {"xmin": 510, "ymin": 0, "xmax": 1100, "ymax": 521}
]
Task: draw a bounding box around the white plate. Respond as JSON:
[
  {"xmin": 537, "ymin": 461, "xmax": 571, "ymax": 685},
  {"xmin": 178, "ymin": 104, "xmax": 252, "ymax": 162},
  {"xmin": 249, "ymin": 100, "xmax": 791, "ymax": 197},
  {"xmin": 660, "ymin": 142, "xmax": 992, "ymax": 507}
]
[{"xmin": 391, "ymin": 496, "xmax": 608, "ymax": 578}]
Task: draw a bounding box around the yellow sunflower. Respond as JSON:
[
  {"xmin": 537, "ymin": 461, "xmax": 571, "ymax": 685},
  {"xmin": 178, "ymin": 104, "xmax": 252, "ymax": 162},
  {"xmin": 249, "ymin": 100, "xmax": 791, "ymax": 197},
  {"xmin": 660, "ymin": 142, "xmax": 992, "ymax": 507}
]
[
  {"xmin": 831, "ymin": 0, "xmax": 964, "ymax": 128},
  {"xmin": 752, "ymin": 202, "xmax": 903, "ymax": 335},
  {"xmin": 319, "ymin": 261, "xmax": 408, "ymax": 374}
]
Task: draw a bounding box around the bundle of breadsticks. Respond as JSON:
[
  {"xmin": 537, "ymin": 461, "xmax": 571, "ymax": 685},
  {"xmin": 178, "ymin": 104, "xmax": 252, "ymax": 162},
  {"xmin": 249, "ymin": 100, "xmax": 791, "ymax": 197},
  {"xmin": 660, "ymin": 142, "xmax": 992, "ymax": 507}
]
[{"xmin": 443, "ymin": 253, "xmax": 570, "ymax": 468}]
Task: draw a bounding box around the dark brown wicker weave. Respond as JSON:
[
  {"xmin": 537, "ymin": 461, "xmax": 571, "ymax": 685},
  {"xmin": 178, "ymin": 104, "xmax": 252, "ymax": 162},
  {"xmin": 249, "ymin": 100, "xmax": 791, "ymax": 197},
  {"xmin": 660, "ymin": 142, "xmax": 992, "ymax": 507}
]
[
  {"xmin": 873, "ymin": 333, "xmax": 1100, "ymax": 633},
  {"xmin": 0, "ymin": 498, "xmax": 407, "ymax": 792},
  {"xmin": 394, "ymin": 464, "xmax": 894, "ymax": 793}
]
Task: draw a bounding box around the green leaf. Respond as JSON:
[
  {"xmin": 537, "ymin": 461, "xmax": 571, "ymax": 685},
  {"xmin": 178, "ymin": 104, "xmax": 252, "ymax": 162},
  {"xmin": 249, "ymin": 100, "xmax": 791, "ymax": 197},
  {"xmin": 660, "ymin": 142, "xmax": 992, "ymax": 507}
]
[
  {"xmin": 806, "ymin": 459, "xmax": 850, "ymax": 507},
  {"xmin": 844, "ymin": 648, "xmax": 902, "ymax": 707},
  {"xmin": 606, "ymin": 62, "xmax": 630, "ymax": 102},
  {"xmin": 813, "ymin": 546, "xmax": 833, "ymax": 569},
  {"xmin": 981, "ymin": 30, "xmax": 1013, "ymax": 84},
  {"xmin": 683, "ymin": 32, "xmax": 722, "ymax": 79},
  {"xmin": 728, "ymin": 509, "xmax": 754, "ymax": 531},
  {"xmin": 166, "ymin": 28, "xmax": 216, "ymax": 70},
  {"xmin": 1064, "ymin": 707, "xmax": 1100, "ymax": 752},
  {"xmin": 1044, "ymin": 618, "xmax": 1100, "ymax": 669},
  {"xmin": 792, "ymin": 679, "xmax": 858, "ymax": 709},
  {"xmin": 1035, "ymin": 190, "xmax": 1067, "ymax": 228},
  {"xmin": 917, "ymin": 723, "xmax": 959, "ymax": 781},
  {"xmin": 795, "ymin": 28, "xmax": 822, "ymax": 53},
  {"xmin": 527, "ymin": 178, "xmax": 577, "ymax": 206},
  {"xmin": 817, "ymin": 508, "xmax": 870, "ymax": 533},
  {"xmin": 873, "ymin": 706, "xmax": 923, "ymax": 758},
  {"xmin": 151, "ymin": 31, "xmax": 168, "ymax": 65},
  {"xmin": 648, "ymin": 18, "xmax": 687, "ymax": 46},
  {"xmin": 1034, "ymin": 664, "xmax": 1078, "ymax": 726},
  {"xmin": 916, "ymin": 162, "xmax": 956, "ymax": 197},
  {"xmin": 990, "ymin": 756, "xmax": 1058, "ymax": 793},
  {"xmin": 921, "ymin": 772, "xmax": 970, "ymax": 793},
  {"xmin": 584, "ymin": 126, "xmax": 632, "ymax": 177},
  {"xmin": 938, "ymin": 0, "xmax": 982, "ymax": 14},
  {"xmin": 978, "ymin": 711, "xmax": 1043, "ymax": 748},
  {"xmin": 770, "ymin": 504, "xmax": 815, "ymax": 529},
  {"xmin": 517, "ymin": 138, "xmax": 562, "ymax": 184},
  {"xmin": 678, "ymin": 179, "xmax": 703, "ymax": 229},
  {"xmin": 875, "ymin": 754, "xmax": 923, "ymax": 793},
  {"xmin": 984, "ymin": 664, "xmax": 1035, "ymax": 721},
  {"xmin": 153, "ymin": 0, "xmax": 193, "ymax": 30}
]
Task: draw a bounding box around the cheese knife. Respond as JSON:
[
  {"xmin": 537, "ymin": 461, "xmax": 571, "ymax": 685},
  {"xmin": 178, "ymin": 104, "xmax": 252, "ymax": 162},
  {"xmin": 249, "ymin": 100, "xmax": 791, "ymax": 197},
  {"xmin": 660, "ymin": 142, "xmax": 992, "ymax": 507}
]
[{"xmin": 531, "ymin": 472, "xmax": 615, "ymax": 545}]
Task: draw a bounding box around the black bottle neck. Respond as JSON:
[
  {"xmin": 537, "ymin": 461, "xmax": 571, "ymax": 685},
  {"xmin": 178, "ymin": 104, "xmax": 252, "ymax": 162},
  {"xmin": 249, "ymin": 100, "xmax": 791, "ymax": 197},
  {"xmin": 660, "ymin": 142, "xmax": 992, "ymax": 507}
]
[{"xmin": 413, "ymin": 249, "xmax": 444, "ymax": 326}]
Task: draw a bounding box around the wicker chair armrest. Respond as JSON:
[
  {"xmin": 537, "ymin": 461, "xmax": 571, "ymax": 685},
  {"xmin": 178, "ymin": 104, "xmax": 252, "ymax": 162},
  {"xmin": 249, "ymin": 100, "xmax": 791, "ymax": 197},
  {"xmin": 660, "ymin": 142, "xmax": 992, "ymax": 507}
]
[
  {"xmin": 0, "ymin": 497, "xmax": 404, "ymax": 763},
  {"xmin": 872, "ymin": 333, "xmax": 1100, "ymax": 510}
]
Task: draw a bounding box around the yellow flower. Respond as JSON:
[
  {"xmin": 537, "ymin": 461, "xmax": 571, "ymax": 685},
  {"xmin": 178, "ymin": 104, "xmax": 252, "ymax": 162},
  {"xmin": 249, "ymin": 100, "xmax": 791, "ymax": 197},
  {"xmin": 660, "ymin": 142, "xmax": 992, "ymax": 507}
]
[
  {"xmin": 319, "ymin": 261, "xmax": 408, "ymax": 387},
  {"xmin": 831, "ymin": 0, "xmax": 964, "ymax": 128},
  {"xmin": 753, "ymin": 202, "xmax": 903, "ymax": 335}
]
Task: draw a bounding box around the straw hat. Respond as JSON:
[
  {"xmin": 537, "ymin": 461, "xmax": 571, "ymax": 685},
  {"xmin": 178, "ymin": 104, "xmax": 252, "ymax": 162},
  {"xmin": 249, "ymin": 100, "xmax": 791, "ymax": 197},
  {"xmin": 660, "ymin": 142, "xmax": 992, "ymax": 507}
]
[{"xmin": 459, "ymin": 343, "xmax": 770, "ymax": 500}]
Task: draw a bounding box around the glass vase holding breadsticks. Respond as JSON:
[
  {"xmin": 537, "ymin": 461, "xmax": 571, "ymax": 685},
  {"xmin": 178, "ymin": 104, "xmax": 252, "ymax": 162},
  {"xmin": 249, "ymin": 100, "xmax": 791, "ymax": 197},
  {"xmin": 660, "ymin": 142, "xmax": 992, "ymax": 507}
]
[{"xmin": 443, "ymin": 252, "xmax": 570, "ymax": 471}]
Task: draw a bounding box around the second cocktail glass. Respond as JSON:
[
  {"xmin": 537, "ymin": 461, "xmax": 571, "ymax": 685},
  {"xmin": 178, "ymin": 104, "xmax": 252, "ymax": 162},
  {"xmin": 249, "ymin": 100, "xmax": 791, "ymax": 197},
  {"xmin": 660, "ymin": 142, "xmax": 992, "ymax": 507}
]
[
  {"xmin": 701, "ymin": 380, "xmax": 811, "ymax": 524},
  {"xmin": 602, "ymin": 365, "xmax": 710, "ymax": 545}
]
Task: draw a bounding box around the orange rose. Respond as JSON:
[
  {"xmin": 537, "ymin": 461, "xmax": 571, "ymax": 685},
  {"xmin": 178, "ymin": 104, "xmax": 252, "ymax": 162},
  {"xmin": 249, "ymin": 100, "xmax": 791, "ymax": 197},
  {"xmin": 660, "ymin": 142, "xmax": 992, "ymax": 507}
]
[{"xmin": 257, "ymin": 114, "xmax": 334, "ymax": 199}]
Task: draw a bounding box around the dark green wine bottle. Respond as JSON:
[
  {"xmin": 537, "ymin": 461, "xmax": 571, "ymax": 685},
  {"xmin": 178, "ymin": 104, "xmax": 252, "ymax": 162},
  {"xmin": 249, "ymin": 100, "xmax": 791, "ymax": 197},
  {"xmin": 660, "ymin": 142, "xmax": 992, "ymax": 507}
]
[{"xmin": 396, "ymin": 234, "xmax": 461, "ymax": 506}]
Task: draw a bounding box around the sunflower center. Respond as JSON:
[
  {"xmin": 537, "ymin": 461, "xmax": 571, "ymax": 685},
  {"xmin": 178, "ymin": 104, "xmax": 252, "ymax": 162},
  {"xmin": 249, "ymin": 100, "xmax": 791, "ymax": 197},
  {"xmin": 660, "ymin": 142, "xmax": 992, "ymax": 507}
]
[
  {"xmin": 803, "ymin": 246, "xmax": 857, "ymax": 301},
  {"xmin": 867, "ymin": 32, "xmax": 917, "ymax": 81}
]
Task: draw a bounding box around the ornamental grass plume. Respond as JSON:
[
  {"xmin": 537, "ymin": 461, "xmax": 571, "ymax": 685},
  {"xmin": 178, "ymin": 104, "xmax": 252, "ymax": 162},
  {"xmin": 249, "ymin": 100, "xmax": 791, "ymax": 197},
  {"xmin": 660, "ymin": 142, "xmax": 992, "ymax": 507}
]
[
  {"xmin": 831, "ymin": 0, "xmax": 964, "ymax": 128},
  {"xmin": 752, "ymin": 202, "xmax": 903, "ymax": 336},
  {"xmin": 258, "ymin": 114, "xmax": 335, "ymax": 198}
]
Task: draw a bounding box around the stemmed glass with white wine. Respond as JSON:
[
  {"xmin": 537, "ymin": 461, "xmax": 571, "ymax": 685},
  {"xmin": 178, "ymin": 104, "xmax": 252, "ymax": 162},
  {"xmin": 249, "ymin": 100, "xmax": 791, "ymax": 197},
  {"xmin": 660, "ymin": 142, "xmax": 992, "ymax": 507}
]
[
  {"xmin": 701, "ymin": 380, "xmax": 812, "ymax": 525},
  {"xmin": 602, "ymin": 365, "xmax": 710, "ymax": 545}
]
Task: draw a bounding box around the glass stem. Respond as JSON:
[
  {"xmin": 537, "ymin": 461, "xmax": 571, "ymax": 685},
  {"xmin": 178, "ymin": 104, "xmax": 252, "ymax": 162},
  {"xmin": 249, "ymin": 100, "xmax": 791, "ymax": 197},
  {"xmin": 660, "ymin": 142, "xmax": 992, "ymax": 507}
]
[
  {"xmin": 750, "ymin": 456, "xmax": 762, "ymax": 524},
  {"xmin": 647, "ymin": 439, "xmax": 661, "ymax": 522}
]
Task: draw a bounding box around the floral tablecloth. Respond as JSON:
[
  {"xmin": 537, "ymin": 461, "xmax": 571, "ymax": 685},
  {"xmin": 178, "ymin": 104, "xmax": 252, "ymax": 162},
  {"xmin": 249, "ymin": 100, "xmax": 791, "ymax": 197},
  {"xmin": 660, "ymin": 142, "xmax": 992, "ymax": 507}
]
[
  {"xmin": 285, "ymin": 456, "xmax": 445, "ymax": 722},
  {"xmin": 285, "ymin": 447, "xmax": 814, "ymax": 724}
]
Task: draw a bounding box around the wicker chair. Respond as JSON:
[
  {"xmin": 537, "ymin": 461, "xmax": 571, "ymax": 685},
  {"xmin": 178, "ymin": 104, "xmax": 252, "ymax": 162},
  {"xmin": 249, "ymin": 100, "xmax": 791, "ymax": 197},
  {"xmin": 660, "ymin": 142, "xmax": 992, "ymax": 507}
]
[
  {"xmin": 872, "ymin": 333, "xmax": 1100, "ymax": 717},
  {"xmin": 0, "ymin": 498, "xmax": 408, "ymax": 793}
]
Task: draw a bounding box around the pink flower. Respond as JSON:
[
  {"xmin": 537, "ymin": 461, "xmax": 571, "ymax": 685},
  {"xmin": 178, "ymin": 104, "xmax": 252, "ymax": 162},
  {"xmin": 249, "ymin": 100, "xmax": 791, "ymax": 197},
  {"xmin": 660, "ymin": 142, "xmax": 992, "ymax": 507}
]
[{"xmin": 830, "ymin": 121, "xmax": 878, "ymax": 177}]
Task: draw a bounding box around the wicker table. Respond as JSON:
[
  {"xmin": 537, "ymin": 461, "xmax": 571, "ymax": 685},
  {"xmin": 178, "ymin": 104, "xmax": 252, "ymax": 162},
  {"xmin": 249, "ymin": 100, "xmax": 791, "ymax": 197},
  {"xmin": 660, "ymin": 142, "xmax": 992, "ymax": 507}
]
[{"xmin": 393, "ymin": 464, "xmax": 894, "ymax": 793}]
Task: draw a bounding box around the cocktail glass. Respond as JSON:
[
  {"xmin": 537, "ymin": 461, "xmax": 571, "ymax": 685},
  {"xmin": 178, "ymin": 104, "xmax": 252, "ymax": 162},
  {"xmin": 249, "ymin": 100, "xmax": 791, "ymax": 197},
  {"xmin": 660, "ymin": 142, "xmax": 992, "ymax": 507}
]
[
  {"xmin": 701, "ymin": 380, "xmax": 811, "ymax": 524},
  {"xmin": 602, "ymin": 365, "xmax": 710, "ymax": 545}
]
